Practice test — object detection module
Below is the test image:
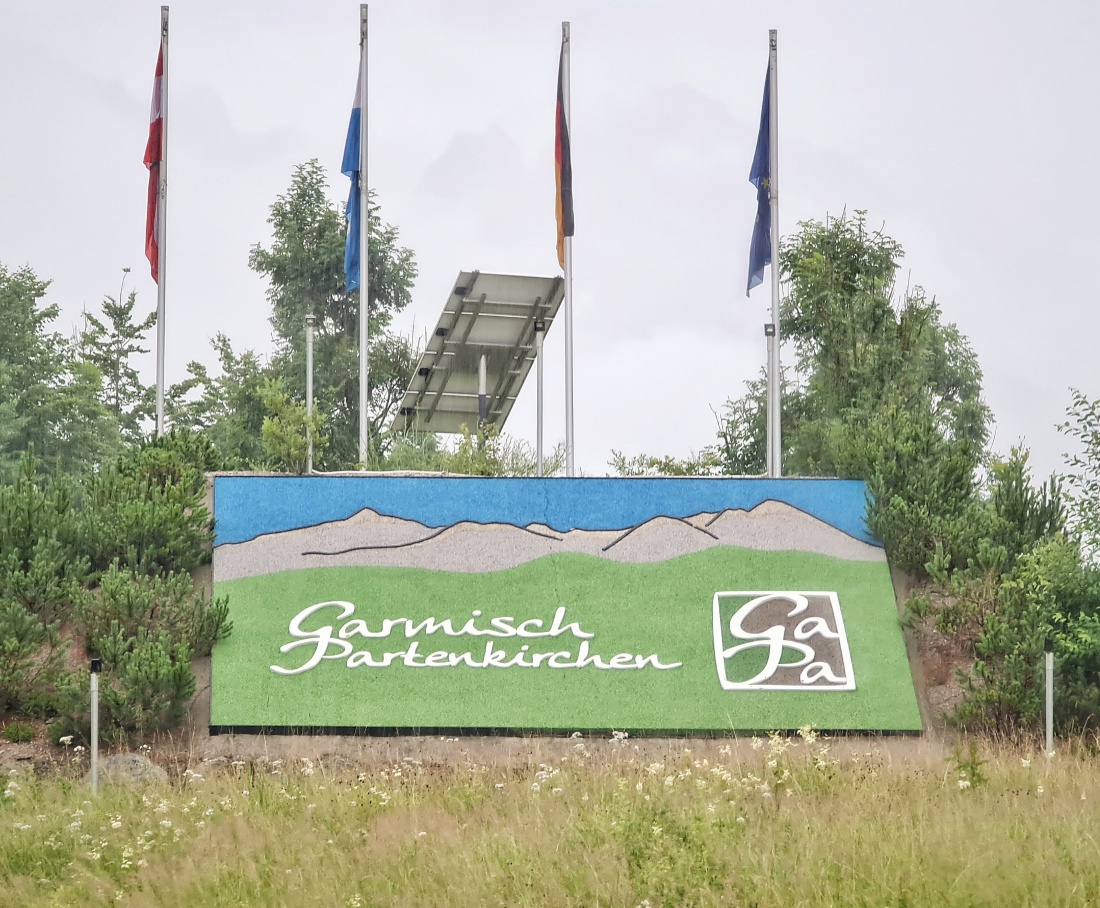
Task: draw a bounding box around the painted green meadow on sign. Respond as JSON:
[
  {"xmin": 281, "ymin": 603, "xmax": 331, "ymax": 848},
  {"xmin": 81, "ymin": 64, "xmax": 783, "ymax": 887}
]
[{"xmin": 210, "ymin": 476, "xmax": 921, "ymax": 733}]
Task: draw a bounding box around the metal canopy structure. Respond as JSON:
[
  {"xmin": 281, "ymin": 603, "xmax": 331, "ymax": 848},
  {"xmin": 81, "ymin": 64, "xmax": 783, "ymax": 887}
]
[{"xmin": 392, "ymin": 271, "xmax": 564, "ymax": 435}]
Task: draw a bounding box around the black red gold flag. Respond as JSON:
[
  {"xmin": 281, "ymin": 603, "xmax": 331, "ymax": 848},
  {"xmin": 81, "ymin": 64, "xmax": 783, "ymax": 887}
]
[{"xmin": 555, "ymin": 39, "xmax": 574, "ymax": 271}]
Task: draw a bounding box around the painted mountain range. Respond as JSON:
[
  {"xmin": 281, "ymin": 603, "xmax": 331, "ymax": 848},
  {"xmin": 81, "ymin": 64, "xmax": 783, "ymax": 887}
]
[{"xmin": 213, "ymin": 499, "xmax": 885, "ymax": 581}]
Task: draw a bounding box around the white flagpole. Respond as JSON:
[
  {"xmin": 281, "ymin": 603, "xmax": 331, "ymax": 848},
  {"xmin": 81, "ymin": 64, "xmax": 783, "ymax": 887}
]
[
  {"xmin": 358, "ymin": 4, "xmax": 370, "ymax": 467},
  {"xmin": 765, "ymin": 29, "xmax": 782, "ymax": 478},
  {"xmin": 561, "ymin": 20, "xmax": 575, "ymax": 477},
  {"xmin": 155, "ymin": 6, "xmax": 169, "ymax": 437}
]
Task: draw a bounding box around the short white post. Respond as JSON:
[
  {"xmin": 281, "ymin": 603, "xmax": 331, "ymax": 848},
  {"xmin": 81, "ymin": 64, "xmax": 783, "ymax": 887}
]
[
  {"xmin": 90, "ymin": 658, "xmax": 102, "ymax": 794},
  {"xmin": 1045, "ymin": 637, "xmax": 1054, "ymax": 756}
]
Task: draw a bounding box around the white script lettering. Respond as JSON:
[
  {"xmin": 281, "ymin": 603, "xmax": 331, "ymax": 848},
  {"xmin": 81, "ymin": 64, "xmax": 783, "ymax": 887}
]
[{"xmin": 270, "ymin": 601, "xmax": 678, "ymax": 675}]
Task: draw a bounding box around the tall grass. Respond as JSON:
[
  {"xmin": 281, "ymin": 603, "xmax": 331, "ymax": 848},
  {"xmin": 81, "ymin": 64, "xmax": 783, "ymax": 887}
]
[{"xmin": 2, "ymin": 732, "xmax": 1098, "ymax": 906}]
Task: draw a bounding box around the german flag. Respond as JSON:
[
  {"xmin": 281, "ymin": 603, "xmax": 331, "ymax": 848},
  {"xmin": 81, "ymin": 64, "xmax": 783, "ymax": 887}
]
[{"xmin": 554, "ymin": 37, "xmax": 574, "ymax": 271}]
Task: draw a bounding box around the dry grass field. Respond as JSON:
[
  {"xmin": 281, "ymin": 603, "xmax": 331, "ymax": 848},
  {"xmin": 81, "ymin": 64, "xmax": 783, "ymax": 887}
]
[{"xmin": 2, "ymin": 728, "xmax": 1098, "ymax": 907}]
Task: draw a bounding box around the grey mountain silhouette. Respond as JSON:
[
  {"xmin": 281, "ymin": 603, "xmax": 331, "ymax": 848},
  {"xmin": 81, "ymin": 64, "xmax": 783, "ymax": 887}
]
[{"xmin": 213, "ymin": 500, "xmax": 884, "ymax": 582}]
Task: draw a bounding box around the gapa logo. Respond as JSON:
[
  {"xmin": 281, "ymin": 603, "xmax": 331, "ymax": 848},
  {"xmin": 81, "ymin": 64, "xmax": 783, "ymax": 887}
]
[{"xmin": 711, "ymin": 591, "xmax": 855, "ymax": 691}]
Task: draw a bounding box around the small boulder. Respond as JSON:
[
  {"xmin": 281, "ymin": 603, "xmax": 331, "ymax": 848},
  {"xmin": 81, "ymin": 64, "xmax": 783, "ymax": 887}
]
[{"xmin": 84, "ymin": 752, "xmax": 167, "ymax": 786}]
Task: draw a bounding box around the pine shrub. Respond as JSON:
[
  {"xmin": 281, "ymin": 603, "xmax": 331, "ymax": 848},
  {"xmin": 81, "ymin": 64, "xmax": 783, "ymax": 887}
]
[
  {"xmin": 78, "ymin": 563, "xmax": 230, "ymax": 658},
  {"xmin": 0, "ymin": 600, "xmax": 70, "ymax": 715}
]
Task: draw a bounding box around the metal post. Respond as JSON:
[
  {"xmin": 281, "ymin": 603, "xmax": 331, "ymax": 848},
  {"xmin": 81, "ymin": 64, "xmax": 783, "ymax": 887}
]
[
  {"xmin": 1045, "ymin": 637, "xmax": 1054, "ymax": 755},
  {"xmin": 305, "ymin": 314, "xmax": 315, "ymax": 474},
  {"xmin": 535, "ymin": 320, "xmax": 545, "ymax": 477},
  {"xmin": 765, "ymin": 29, "xmax": 782, "ymax": 478},
  {"xmin": 561, "ymin": 21, "xmax": 575, "ymax": 477},
  {"xmin": 90, "ymin": 659, "xmax": 101, "ymax": 794},
  {"xmin": 154, "ymin": 6, "xmax": 169, "ymax": 437},
  {"xmin": 358, "ymin": 3, "xmax": 370, "ymax": 468},
  {"xmin": 478, "ymin": 353, "xmax": 488, "ymax": 433}
]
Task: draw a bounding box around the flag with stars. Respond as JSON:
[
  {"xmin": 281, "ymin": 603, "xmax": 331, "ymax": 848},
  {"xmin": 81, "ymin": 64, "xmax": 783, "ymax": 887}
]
[{"xmin": 747, "ymin": 67, "xmax": 771, "ymax": 296}]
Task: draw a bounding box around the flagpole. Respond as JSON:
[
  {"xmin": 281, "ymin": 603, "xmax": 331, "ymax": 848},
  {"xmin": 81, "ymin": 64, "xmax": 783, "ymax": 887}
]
[
  {"xmin": 561, "ymin": 20, "xmax": 575, "ymax": 477},
  {"xmin": 765, "ymin": 29, "xmax": 782, "ymax": 478},
  {"xmin": 155, "ymin": 6, "xmax": 169, "ymax": 437},
  {"xmin": 358, "ymin": 4, "xmax": 370, "ymax": 468}
]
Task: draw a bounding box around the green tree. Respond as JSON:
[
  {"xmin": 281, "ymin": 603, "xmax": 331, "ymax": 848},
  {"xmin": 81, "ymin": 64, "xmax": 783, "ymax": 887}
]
[
  {"xmin": 77, "ymin": 268, "xmax": 157, "ymax": 445},
  {"xmin": 698, "ymin": 213, "xmax": 991, "ymax": 573},
  {"xmin": 259, "ymin": 377, "xmax": 328, "ymax": 474},
  {"xmin": 166, "ymin": 334, "xmax": 269, "ymax": 469},
  {"xmin": 1060, "ymin": 388, "xmax": 1100, "ymax": 561},
  {"xmin": 0, "ymin": 264, "xmax": 63, "ymax": 475},
  {"xmin": 0, "ymin": 263, "xmax": 118, "ymax": 477},
  {"xmin": 609, "ymin": 449, "xmax": 722, "ymax": 477},
  {"xmin": 710, "ymin": 368, "xmax": 812, "ymax": 476},
  {"xmin": 248, "ymin": 160, "xmax": 419, "ymax": 468},
  {"xmin": 714, "ymin": 214, "xmax": 989, "ymax": 476},
  {"xmin": 385, "ymin": 425, "xmax": 566, "ymax": 476},
  {"xmin": 778, "ymin": 211, "xmax": 989, "ymax": 473}
]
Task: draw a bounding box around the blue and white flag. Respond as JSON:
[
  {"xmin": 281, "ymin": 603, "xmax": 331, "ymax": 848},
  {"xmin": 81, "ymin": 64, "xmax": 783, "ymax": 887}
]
[
  {"xmin": 747, "ymin": 67, "xmax": 771, "ymax": 296},
  {"xmin": 341, "ymin": 58, "xmax": 364, "ymax": 293}
]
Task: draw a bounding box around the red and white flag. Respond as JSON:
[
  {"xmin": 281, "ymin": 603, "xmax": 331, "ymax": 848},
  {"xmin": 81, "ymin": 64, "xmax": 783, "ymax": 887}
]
[{"xmin": 144, "ymin": 46, "xmax": 164, "ymax": 283}]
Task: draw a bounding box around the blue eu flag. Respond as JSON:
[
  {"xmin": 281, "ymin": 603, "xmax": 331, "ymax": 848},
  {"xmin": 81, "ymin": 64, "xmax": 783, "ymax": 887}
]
[{"xmin": 747, "ymin": 67, "xmax": 771, "ymax": 296}]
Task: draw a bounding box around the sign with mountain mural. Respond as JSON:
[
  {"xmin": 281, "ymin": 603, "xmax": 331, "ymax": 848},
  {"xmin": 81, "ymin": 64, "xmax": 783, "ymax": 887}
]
[{"xmin": 209, "ymin": 476, "xmax": 921, "ymax": 733}]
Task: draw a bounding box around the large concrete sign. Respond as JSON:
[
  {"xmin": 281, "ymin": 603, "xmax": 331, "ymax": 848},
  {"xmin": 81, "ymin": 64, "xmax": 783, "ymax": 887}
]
[{"xmin": 209, "ymin": 476, "xmax": 921, "ymax": 733}]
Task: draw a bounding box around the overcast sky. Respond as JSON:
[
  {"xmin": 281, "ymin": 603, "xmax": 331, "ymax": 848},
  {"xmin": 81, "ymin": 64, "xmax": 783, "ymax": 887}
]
[{"xmin": 2, "ymin": 0, "xmax": 1097, "ymax": 480}]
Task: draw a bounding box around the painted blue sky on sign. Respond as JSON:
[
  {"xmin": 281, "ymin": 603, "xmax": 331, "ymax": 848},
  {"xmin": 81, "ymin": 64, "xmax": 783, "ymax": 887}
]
[{"xmin": 213, "ymin": 475, "xmax": 877, "ymax": 546}]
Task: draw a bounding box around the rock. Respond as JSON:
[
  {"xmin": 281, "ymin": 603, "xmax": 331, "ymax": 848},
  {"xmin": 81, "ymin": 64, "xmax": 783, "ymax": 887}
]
[{"xmin": 84, "ymin": 752, "xmax": 168, "ymax": 786}]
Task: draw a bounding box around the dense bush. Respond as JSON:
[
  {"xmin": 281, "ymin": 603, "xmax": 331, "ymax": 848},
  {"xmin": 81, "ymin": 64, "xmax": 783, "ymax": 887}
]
[
  {"xmin": 0, "ymin": 457, "xmax": 88, "ymax": 623},
  {"xmin": 78, "ymin": 563, "xmax": 230, "ymax": 658},
  {"xmin": 1, "ymin": 719, "xmax": 34, "ymax": 743},
  {"xmin": 953, "ymin": 538, "xmax": 1100, "ymax": 732},
  {"xmin": 0, "ymin": 432, "xmax": 226, "ymax": 742},
  {"xmin": 900, "ymin": 446, "xmax": 1100, "ymax": 732},
  {"xmin": 51, "ymin": 628, "xmax": 196, "ymax": 743},
  {"xmin": 72, "ymin": 441, "xmax": 213, "ymax": 579},
  {"xmin": 0, "ymin": 600, "xmax": 70, "ymax": 715},
  {"xmin": 98, "ymin": 627, "xmax": 196, "ymax": 736},
  {"xmin": 862, "ymin": 398, "xmax": 986, "ymax": 575}
]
